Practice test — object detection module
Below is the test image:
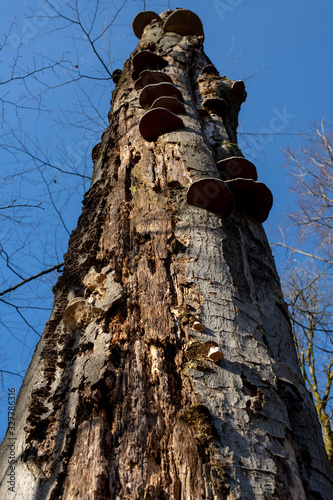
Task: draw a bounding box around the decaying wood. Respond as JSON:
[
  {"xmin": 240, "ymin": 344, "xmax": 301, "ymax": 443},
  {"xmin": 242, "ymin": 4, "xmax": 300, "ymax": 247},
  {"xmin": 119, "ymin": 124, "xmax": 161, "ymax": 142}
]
[{"xmin": 1, "ymin": 9, "xmax": 332, "ymax": 500}]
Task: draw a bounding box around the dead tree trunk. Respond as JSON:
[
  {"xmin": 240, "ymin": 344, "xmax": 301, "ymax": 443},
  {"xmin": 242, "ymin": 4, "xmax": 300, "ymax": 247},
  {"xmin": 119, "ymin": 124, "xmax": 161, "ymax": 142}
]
[{"xmin": 1, "ymin": 9, "xmax": 332, "ymax": 500}]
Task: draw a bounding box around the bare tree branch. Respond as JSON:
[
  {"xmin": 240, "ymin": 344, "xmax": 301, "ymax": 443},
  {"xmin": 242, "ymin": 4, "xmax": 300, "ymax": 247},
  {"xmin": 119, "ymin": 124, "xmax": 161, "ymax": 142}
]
[
  {"xmin": 0, "ymin": 263, "xmax": 64, "ymax": 297},
  {"xmin": 272, "ymin": 242, "xmax": 333, "ymax": 264}
]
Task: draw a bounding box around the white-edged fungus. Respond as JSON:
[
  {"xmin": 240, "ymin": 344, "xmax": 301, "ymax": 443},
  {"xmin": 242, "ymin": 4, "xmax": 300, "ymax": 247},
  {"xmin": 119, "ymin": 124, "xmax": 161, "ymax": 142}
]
[
  {"xmin": 206, "ymin": 346, "xmax": 224, "ymax": 362},
  {"xmin": 216, "ymin": 156, "xmax": 258, "ymax": 182},
  {"xmin": 134, "ymin": 70, "xmax": 173, "ymax": 90},
  {"xmin": 139, "ymin": 82, "xmax": 184, "ymax": 108},
  {"xmin": 63, "ymin": 298, "xmax": 101, "ymax": 331},
  {"xmin": 192, "ymin": 320, "xmax": 205, "ymax": 332},
  {"xmin": 83, "ymin": 272, "xmax": 107, "ymax": 296},
  {"xmin": 150, "ymin": 96, "xmax": 186, "ymax": 115}
]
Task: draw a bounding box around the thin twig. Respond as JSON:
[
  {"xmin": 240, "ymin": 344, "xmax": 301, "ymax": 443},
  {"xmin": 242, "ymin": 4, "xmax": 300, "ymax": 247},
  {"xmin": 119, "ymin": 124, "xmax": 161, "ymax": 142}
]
[{"xmin": 0, "ymin": 263, "xmax": 64, "ymax": 297}]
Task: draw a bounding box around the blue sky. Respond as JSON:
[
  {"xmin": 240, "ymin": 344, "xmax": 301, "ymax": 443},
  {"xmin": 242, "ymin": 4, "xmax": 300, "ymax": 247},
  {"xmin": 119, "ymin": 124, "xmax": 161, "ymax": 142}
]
[{"xmin": 0, "ymin": 0, "xmax": 332, "ymax": 438}]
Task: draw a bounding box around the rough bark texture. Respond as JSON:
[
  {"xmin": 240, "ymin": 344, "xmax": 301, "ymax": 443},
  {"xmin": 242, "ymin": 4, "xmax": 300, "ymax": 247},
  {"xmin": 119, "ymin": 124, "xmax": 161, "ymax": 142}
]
[{"xmin": 1, "ymin": 10, "xmax": 332, "ymax": 500}]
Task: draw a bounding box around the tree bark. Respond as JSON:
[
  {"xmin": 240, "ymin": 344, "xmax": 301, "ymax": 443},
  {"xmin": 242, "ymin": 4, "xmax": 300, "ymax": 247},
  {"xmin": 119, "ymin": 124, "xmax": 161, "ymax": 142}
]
[{"xmin": 1, "ymin": 9, "xmax": 332, "ymax": 500}]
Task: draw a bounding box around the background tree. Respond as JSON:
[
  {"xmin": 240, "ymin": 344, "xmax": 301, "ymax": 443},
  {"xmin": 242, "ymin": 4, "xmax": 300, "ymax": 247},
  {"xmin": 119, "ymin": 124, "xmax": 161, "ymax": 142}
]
[
  {"xmin": 284, "ymin": 265, "xmax": 333, "ymax": 466},
  {"xmin": 275, "ymin": 117, "xmax": 333, "ymax": 466}
]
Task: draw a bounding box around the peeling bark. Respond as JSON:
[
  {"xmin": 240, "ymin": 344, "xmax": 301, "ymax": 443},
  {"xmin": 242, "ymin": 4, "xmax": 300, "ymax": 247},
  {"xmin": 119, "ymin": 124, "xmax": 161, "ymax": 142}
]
[{"xmin": 1, "ymin": 9, "xmax": 332, "ymax": 500}]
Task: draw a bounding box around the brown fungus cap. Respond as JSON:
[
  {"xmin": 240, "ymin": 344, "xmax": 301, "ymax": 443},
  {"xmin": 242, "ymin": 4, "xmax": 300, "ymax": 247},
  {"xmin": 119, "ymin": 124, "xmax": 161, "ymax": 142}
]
[
  {"xmin": 132, "ymin": 11, "xmax": 161, "ymax": 38},
  {"xmin": 163, "ymin": 9, "xmax": 204, "ymax": 38},
  {"xmin": 202, "ymin": 97, "xmax": 228, "ymax": 117},
  {"xmin": 150, "ymin": 96, "xmax": 186, "ymax": 114},
  {"xmin": 139, "ymin": 108, "xmax": 185, "ymax": 142},
  {"xmin": 216, "ymin": 157, "xmax": 258, "ymax": 181},
  {"xmin": 111, "ymin": 69, "xmax": 122, "ymax": 84},
  {"xmin": 134, "ymin": 70, "xmax": 173, "ymax": 90},
  {"xmin": 91, "ymin": 143, "xmax": 101, "ymax": 163},
  {"xmin": 132, "ymin": 51, "xmax": 168, "ymax": 80},
  {"xmin": 225, "ymin": 179, "xmax": 273, "ymax": 223},
  {"xmin": 198, "ymin": 108, "xmax": 209, "ymax": 118},
  {"xmin": 232, "ymin": 80, "xmax": 246, "ymax": 94},
  {"xmin": 186, "ymin": 178, "xmax": 234, "ymax": 216},
  {"xmin": 139, "ymin": 82, "xmax": 184, "ymax": 108},
  {"xmin": 63, "ymin": 298, "xmax": 101, "ymax": 332},
  {"xmin": 202, "ymin": 64, "xmax": 219, "ymax": 75}
]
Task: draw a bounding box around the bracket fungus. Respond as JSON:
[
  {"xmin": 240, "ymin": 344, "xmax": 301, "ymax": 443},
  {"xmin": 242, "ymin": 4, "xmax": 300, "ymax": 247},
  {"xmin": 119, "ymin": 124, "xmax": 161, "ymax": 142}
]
[
  {"xmin": 91, "ymin": 143, "xmax": 102, "ymax": 163},
  {"xmin": 205, "ymin": 344, "xmax": 224, "ymax": 362},
  {"xmin": 111, "ymin": 69, "xmax": 122, "ymax": 84},
  {"xmin": 185, "ymin": 340, "xmax": 223, "ymax": 364},
  {"xmin": 134, "ymin": 70, "xmax": 173, "ymax": 90},
  {"xmin": 191, "ymin": 320, "xmax": 205, "ymax": 332},
  {"xmin": 232, "ymin": 80, "xmax": 246, "ymax": 94},
  {"xmin": 63, "ymin": 298, "xmax": 101, "ymax": 332},
  {"xmin": 132, "ymin": 11, "xmax": 161, "ymax": 39},
  {"xmin": 139, "ymin": 82, "xmax": 184, "ymax": 108},
  {"xmin": 83, "ymin": 272, "xmax": 107, "ymax": 296},
  {"xmin": 139, "ymin": 108, "xmax": 185, "ymax": 142},
  {"xmin": 173, "ymin": 307, "xmax": 204, "ymax": 329},
  {"xmin": 216, "ymin": 156, "xmax": 258, "ymax": 181},
  {"xmin": 186, "ymin": 178, "xmax": 234, "ymax": 216},
  {"xmin": 202, "ymin": 64, "xmax": 219, "ymax": 76},
  {"xmin": 132, "ymin": 51, "xmax": 168, "ymax": 80},
  {"xmin": 225, "ymin": 179, "xmax": 273, "ymax": 223},
  {"xmin": 202, "ymin": 97, "xmax": 228, "ymax": 117},
  {"xmin": 163, "ymin": 9, "xmax": 204, "ymax": 38},
  {"xmin": 197, "ymin": 108, "xmax": 209, "ymax": 118},
  {"xmin": 150, "ymin": 96, "xmax": 186, "ymax": 114}
]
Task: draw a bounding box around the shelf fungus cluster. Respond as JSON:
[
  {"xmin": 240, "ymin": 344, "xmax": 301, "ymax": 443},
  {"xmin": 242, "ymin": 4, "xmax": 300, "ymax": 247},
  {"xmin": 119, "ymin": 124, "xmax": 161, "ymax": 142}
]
[
  {"xmin": 132, "ymin": 9, "xmax": 205, "ymax": 142},
  {"xmin": 171, "ymin": 306, "xmax": 205, "ymax": 332},
  {"xmin": 132, "ymin": 9, "xmax": 273, "ymax": 222},
  {"xmin": 171, "ymin": 305, "xmax": 225, "ymax": 364},
  {"xmin": 186, "ymin": 157, "xmax": 273, "ymax": 223},
  {"xmin": 63, "ymin": 269, "xmax": 123, "ymax": 332},
  {"xmin": 132, "ymin": 52, "xmax": 186, "ymax": 142},
  {"xmin": 132, "ymin": 9, "xmax": 204, "ymax": 40},
  {"xmin": 185, "ymin": 339, "xmax": 224, "ymax": 364}
]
